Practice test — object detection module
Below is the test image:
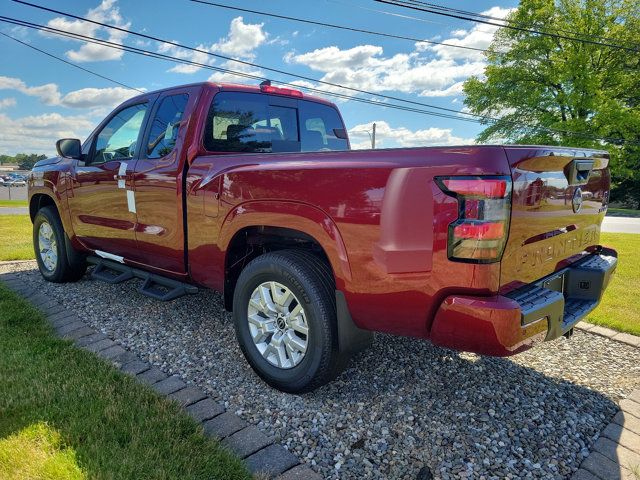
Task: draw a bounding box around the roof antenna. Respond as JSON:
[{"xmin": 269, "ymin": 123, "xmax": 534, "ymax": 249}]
[{"xmin": 260, "ymin": 80, "xmax": 271, "ymax": 86}]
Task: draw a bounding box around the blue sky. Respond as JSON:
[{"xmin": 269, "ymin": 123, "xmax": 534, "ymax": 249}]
[{"xmin": 0, "ymin": 0, "xmax": 517, "ymax": 155}]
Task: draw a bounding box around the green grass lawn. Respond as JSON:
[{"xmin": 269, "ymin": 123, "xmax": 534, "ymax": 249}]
[
  {"xmin": 0, "ymin": 200, "xmax": 28, "ymax": 208},
  {"xmin": 0, "ymin": 283, "xmax": 250, "ymax": 480},
  {"xmin": 0, "ymin": 215, "xmax": 32, "ymax": 261},
  {"xmin": 587, "ymin": 232, "xmax": 640, "ymax": 336}
]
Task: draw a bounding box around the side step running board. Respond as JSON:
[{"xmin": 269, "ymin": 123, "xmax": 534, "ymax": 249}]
[{"xmin": 87, "ymin": 256, "xmax": 198, "ymax": 301}]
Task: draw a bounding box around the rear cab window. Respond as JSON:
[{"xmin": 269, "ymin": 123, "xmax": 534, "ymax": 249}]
[{"xmin": 203, "ymin": 91, "xmax": 349, "ymax": 154}]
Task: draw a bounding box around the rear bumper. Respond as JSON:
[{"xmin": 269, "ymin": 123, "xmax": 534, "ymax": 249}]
[{"xmin": 430, "ymin": 247, "xmax": 618, "ymax": 356}]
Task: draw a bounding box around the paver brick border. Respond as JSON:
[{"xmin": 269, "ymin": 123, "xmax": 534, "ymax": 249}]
[
  {"xmin": 0, "ymin": 270, "xmax": 322, "ymax": 480},
  {"xmin": 576, "ymin": 322, "xmax": 640, "ymax": 348}
]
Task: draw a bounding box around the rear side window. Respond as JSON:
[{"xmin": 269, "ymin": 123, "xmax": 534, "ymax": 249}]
[
  {"xmin": 147, "ymin": 94, "xmax": 189, "ymax": 158},
  {"xmin": 299, "ymin": 101, "xmax": 348, "ymax": 152},
  {"xmin": 204, "ymin": 92, "xmax": 348, "ymax": 153}
]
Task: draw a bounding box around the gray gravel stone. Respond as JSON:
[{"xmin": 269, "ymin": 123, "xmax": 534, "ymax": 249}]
[{"xmin": 4, "ymin": 261, "xmax": 640, "ymax": 480}]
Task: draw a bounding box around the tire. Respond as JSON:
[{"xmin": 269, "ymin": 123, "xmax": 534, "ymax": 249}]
[
  {"xmin": 233, "ymin": 249, "xmax": 341, "ymax": 393},
  {"xmin": 33, "ymin": 206, "xmax": 86, "ymax": 283}
]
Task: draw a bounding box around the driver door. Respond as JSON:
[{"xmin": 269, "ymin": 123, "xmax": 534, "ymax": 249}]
[{"xmin": 67, "ymin": 100, "xmax": 153, "ymax": 259}]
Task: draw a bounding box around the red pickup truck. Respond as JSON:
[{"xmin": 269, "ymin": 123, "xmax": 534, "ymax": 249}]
[{"xmin": 29, "ymin": 81, "xmax": 617, "ymax": 392}]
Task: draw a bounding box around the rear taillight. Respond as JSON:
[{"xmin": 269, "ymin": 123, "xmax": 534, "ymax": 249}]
[{"xmin": 437, "ymin": 176, "xmax": 512, "ymax": 263}]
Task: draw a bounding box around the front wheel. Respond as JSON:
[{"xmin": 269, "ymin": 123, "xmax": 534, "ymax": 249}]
[
  {"xmin": 233, "ymin": 250, "xmax": 342, "ymax": 393},
  {"xmin": 33, "ymin": 206, "xmax": 86, "ymax": 283}
]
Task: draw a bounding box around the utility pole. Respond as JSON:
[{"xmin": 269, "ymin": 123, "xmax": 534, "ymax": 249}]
[{"xmin": 371, "ymin": 122, "xmax": 376, "ymax": 149}]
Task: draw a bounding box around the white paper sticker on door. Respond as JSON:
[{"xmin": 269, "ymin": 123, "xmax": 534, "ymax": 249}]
[
  {"xmin": 126, "ymin": 189, "xmax": 136, "ymax": 213},
  {"xmin": 118, "ymin": 162, "xmax": 127, "ymax": 189}
]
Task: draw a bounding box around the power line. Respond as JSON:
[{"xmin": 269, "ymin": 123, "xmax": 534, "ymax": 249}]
[
  {"xmin": 397, "ymin": 0, "xmax": 640, "ymax": 48},
  {"xmin": 188, "ymin": 0, "xmax": 487, "ymax": 53},
  {"xmin": 0, "ymin": 14, "xmax": 635, "ymax": 145},
  {"xmin": 376, "ymin": 0, "xmax": 640, "ymax": 53},
  {"xmin": 0, "ymin": 31, "xmax": 144, "ymax": 93},
  {"xmin": 10, "ymin": 0, "xmax": 495, "ymax": 120},
  {"xmin": 0, "ymin": 16, "xmax": 479, "ymax": 125}
]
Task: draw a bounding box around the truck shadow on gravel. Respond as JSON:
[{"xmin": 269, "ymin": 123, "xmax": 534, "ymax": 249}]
[{"xmin": 3, "ymin": 267, "xmax": 637, "ymax": 480}]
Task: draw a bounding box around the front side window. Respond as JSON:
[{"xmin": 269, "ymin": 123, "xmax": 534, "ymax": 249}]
[
  {"xmin": 147, "ymin": 94, "xmax": 189, "ymax": 158},
  {"xmin": 204, "ymin": 92, "xmax": 348, "ymax": 153},
  {"xmin": 93, "ymin": 103, "xmax": 147, "ymax": 164}
]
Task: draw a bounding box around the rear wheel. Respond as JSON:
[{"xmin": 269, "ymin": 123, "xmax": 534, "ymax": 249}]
[
  {"xmin": 232, "ymin": 250, "xmax": 341, "ymax": 393},
  {"xmin": 33, "ymin": 206, "xmax": 86, "ymax": 283}
]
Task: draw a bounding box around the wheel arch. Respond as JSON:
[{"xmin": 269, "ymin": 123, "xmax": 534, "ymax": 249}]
[
  {"xmin": 29, "ymin": 193, "xmax": 58, "ymax": 222},
  {"xmin": 219, "ymin": 201, "xmax": 352, "ymax": 311}
]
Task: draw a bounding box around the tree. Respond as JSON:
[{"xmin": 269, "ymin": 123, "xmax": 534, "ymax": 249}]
[
  {"xmin": 463, "ymin": 0, "xmax": 640, "ymax": 207},
  {"xmin": 15, "ymin": 153, "xmax": 46, "ymax": 170}
]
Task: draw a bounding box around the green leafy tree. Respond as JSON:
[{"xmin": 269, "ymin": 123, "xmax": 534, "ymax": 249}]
[
  {"xmin": 463, "ymin": 0, "xmax": 640, "ymax": 207},
  {"xmin": 15, "ymin": 153, "xmax": 46, "ymax": 170}
]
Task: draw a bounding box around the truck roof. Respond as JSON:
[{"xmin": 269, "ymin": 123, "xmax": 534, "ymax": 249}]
[{"xmin": 126, "ymin": 81, "xmax": 337, "ymax": 107}]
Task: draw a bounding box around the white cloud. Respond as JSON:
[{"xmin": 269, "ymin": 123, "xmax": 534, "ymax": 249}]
[
  {"xmin": 419, "ymin": 6, "xmax": 514, "ymax": 61},
  {"xmin": 60, "ymin": 87, "xmax": 138, "ymax": 109},
  {"xmin": 348, "ymin": 120, "xmax": 474, "ymax": 149},
  {"xmin": 0, "ymin": 76, "xmax": 138, "ymax": 109},
  {"xmin": 45, "ymin": 0, "xmax": 130, "ymax": 62},
  {"xmin": 287, "ymin": 45, "xmax": 484, "ymax": 95},
  {"xmin": 0, "ymin": 98, "xmax": 16, "ymax": 109},
  {"xmin": 207, "ymin": 61, "xmax": 263, "ymax": 84},
  {"xmin": 419, "ymin": 81, "xmax": 465, "ymax": 97},
  {"xmin": 0, "ymin": 112, "xmax": 95, "ymax": 155},
  {"xmin": 158, "ymin": 16, "xmax": 267, "ymax": 75},
  {"xmin": 0, "ymin": 76, "xmax": 60, "ymax": 105},
  {"xmin": 212, "ymin": 17, "xmax": 267, "ymax": 58},
  {"xmin": 286, "ymin": 5, "xmax": 510, "ymax": 101}
]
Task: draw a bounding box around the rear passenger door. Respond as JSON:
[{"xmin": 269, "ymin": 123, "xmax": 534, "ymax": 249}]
[{"xmin": 130, "ymin": 87, "xmax": 198, "ymax": 273}]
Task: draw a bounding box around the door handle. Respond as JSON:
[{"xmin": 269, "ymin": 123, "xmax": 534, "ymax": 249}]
[{"xmin": 566, "ymin": 159, "xmax": 594, "ymax": 186}]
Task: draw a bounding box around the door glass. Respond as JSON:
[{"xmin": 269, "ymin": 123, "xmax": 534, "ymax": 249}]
[
  {"xmin": 299, "ymin": 100, "xmax": 349, "ymax": 152},
  {"xmin": 205, "ymin": 92, "xmax": 300, "ymax": 153},
  {"xmin": 93, "ymin": 103, "xmax": 147, "ymax": 164},
  {"xmin": 147, "ymin": 94, "xmax": 189, "ymax": 158}
]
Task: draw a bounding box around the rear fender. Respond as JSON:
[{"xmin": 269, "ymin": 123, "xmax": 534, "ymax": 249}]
[{"xmin": 219, "ymin": 200, "xmax": 352, "ymax": 286}]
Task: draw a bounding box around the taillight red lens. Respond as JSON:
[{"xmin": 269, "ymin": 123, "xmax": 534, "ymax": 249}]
[
  {"xmin": 440, "ymin": 178, "xmax": 508, "ymax": 198},
  {"xmin": 437, "ymin": 176, "xmax": 512, "ymax": 263},
  {"xmin": 260, "ymin": 85, "xmax": 304, "ymax": 98},
  {"xmin": 453, "ymin": 221, "xmax": 505, "ymax": 240}
]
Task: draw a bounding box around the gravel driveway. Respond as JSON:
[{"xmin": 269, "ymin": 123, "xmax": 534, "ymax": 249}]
[{"xmin": 2, "ymin": 261, "xmax": 639, "ymax": 480}]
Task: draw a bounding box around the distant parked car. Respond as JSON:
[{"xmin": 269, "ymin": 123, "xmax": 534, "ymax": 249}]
[{"xmin": 4, "ymin": 179, "xmax": 26, "ymax": 187}]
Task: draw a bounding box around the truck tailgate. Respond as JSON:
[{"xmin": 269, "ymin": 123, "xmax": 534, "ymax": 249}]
[{"xmin": 500, "ymin": 146, "xmax": 610, "ymax": 293}]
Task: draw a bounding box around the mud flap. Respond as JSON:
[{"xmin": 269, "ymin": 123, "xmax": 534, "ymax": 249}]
[{"xmin": 335, "ymin": 290, "xmax": 373, "ymax": 357}]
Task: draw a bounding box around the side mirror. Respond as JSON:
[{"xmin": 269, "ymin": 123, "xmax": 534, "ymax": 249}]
[{"xmin": 56, "ymin": 138, "xmax": 82, "ymax": 159}]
